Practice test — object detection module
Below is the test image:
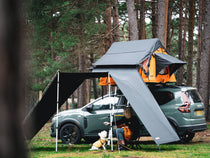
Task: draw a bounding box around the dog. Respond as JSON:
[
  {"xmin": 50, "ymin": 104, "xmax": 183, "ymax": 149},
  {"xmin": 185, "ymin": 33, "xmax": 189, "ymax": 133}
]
[{"xmin": 89, "ymin": 130, "xmax": 107, "ymax": 150}]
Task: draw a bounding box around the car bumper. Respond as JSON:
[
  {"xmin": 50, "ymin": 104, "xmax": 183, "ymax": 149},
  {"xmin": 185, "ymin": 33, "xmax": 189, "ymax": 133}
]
[{"xmin": 178, "ymin": 123, "xmax": 207, "ymax": 133}]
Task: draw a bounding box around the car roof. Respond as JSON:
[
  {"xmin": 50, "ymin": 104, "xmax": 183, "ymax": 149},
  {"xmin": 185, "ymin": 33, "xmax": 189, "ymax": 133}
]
[{"xmin": 148, "ymin": 84, "xmax": 197, "ymax": 92}]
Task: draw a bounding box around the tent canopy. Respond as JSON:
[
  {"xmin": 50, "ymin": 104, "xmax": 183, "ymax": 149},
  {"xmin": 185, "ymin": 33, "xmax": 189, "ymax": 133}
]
[
  {"xmin": 95, "ymin": 38, "xmax": 185, "ymax": 85},
  {"xmin": 92, "ymin": 38, "xmax": 164, "ymax": 68}
]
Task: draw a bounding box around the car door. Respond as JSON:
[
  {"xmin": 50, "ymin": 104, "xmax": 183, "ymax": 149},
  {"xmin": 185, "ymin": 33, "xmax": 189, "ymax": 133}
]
[{"xmin": 83, "ymin": 96, "xmax": 119, "ymax": 136}]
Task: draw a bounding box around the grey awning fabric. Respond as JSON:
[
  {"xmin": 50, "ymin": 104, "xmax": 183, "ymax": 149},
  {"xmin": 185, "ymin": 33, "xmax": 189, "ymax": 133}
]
[
  {"xmin": 23, "ymin": 72, "xmax": 107, "ymax": 140},
  {"xmin": 93, "ymin": 38, "xmax": 164, "ymax": 68},
  {"xmin": 93, "ymin": 68, "xmax": 180, "ymax": 145},
  {"xmin": 155, "ymin": 53, "xmax": 186, "ymax": 75}
]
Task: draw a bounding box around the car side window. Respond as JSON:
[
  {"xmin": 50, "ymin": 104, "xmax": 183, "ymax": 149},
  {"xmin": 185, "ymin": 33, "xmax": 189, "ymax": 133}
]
[
  {"xmin": 152, "ymin": 91, "xmax": 174, "ymax": 105},
  {"xmin": 92, "ymin": 97, "xmax": 119, "ymax": 111},
  {"xmin": 115, "ymin": 96, "xmax": 127, "ymax": 109}
]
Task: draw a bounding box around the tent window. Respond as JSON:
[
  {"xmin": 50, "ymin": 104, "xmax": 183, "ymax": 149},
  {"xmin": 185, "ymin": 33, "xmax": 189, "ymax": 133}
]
[
  {"xmin": 141, "ymin": 57, "xmax": 149, "ymax": 73},
  {"xmin": 159, "ymin": 66, "xmax": 169, "ymax": 75}
]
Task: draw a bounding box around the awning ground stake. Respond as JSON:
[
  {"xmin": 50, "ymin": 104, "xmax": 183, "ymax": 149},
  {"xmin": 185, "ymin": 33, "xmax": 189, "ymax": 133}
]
[
  {"xmin": 56, "ymin": 70, "xmax": 60, "ymax": 152},
  {"xmin": 158, "ymin": 145, "xmax": 161, "ymax": 152}
]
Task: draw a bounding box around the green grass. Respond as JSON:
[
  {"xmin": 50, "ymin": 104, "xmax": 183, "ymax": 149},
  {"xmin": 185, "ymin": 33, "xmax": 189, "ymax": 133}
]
[{"xmin": 28, "ymin": 123, "xmax": 210, "ymax": 158}]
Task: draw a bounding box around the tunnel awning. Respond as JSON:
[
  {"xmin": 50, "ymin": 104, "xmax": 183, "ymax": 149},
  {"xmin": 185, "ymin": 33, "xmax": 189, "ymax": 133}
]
[{"xmin": 23, "ymin": 72, "xmax": 107, "ymax": 140}]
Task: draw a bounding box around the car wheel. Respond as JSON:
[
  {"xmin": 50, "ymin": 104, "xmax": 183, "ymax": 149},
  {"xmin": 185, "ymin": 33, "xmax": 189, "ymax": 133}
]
[
  {"xmin": 60, "ymin": 123, "xmax": 81, "ymax": 144},
  {"xmin": 179, "ymin": 132, "xmax": 195, "ymax": 143}
]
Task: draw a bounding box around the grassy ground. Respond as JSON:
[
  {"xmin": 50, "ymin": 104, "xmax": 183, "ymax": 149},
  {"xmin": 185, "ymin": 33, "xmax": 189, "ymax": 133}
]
[{"xmin": 28, "ymin": 123, "xmax": 210, "ymax": 158}]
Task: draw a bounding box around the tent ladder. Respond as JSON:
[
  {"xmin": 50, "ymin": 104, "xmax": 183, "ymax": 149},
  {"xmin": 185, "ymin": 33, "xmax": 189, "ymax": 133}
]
[{"xmin": 108, "ymin": 73, "xmax": 114, "ymax": 151}]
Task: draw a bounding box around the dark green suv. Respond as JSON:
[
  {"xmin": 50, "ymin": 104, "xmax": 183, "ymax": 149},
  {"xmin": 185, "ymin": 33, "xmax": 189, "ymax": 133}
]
[{"xmin": 50, "ymin": 85, "xmax": 207, "ymax": 144}]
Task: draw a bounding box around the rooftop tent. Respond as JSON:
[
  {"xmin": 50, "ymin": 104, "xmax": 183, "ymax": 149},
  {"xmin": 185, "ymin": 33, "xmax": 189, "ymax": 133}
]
[
  {"xmin": 92, "ymin": 39, "xmax": 183, "ymax": 145},
  {"xmin": 23, "ymin": 72, "xmax": 107, "ymax": 140},
  {"xmin": 95, "ymin": 39, "xmax": 186, "ymax": 85}
]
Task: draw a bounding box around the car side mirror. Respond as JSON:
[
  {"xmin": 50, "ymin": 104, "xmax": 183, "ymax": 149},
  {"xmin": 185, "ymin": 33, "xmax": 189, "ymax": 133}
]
[{"xmin": 86, "ymin": 104, "xmax": 93, "ymax": 112}]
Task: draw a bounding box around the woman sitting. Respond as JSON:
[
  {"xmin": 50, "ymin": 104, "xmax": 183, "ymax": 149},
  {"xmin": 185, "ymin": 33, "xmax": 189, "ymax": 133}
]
[{"xmin": 104, "ymin": 106, "xmax": 140, "ymax": 150}]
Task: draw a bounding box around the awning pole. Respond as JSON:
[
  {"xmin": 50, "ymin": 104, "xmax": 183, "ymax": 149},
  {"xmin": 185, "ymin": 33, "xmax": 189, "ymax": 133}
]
[
  {"xmin": 108, "ymin": 73, "xmax": 113, "ymax": 151},
  {"xmin": 56, "ymin": 70, "xmax": 60, "ymax": 152}
]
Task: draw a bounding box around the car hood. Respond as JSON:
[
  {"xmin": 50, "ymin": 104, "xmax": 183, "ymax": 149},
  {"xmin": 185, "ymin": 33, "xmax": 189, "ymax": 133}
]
[{"xmin": 54, "ymin": 109, "xmax": 80, "ymax": 117}]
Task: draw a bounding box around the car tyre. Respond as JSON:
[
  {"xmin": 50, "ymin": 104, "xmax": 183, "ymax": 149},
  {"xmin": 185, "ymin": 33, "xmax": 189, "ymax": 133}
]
[
  {"xmin": 179, "ymin": 132, "xmax": 195, "ymax": 143},
  {"xmin": 60, "ymin": 123, "xmax": 81, "ymax": 144}
]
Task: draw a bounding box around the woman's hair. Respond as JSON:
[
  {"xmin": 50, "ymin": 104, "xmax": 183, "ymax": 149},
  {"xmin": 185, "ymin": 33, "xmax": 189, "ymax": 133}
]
[{"xmin": 124, "ymin": 107, "xmax": 133, "ymax": 119}]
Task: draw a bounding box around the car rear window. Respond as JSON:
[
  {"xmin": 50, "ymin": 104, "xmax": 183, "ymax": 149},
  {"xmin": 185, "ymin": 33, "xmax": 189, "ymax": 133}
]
[
  {"xmin": 186, "ymin": 90, "xmax": 201, "ymax": 103},
  {"xmin": 152, "ymin": 91, "xmax": 174, "ymax": 105}
]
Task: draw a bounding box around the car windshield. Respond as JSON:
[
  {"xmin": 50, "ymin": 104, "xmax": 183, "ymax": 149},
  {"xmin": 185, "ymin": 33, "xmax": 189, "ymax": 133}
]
[{"xmin": 186, "ymin": 90, "xmax": 202, "ymax": 103}]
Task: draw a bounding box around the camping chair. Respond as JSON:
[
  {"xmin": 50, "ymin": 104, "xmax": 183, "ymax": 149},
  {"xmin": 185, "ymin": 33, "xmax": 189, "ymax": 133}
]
[{"xmin": 125, "ymin": 135, "xmax": 142, "ymax": 150}]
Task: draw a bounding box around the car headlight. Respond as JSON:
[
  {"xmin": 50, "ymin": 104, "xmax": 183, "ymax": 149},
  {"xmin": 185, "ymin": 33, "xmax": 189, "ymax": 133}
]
[
  {"xmin": 52, "ymin": 117, "xmax": 56, "ymax": 122},
  {"xmin": 52, "ymin": 114, "xmax": 60, "ymax": 122}
]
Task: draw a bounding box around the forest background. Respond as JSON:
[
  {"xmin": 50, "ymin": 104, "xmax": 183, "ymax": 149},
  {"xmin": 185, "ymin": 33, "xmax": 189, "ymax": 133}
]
[{"xmin": 25, "ymin": 0, "xmax": 210, "ymax": 121}]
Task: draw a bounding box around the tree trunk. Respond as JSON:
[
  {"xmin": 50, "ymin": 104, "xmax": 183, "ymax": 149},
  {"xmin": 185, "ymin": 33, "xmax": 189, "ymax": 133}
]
[
  {"xmin": 166, "ymin": 0, "xmax": 172, "ymax": 51},
  {"xmin": 113, "ymin": 0, "xmax": 120, "ymax": 42},
  {"xmin": 126, "ymin": 0, "xmax": 139, "ymax": 40},
  {"xmin": 105, "ymin": 0, "xmax": 112, "ymax": 52},
  {"xmin": 86, "ymin": 79, "xmax": 90, "ymax": 103},
  {"xmin": 196, "ymin": 0, "xmax": 204, "ymax": 91},
  {"xmin": 78, "ymin": 50, "xmax": 86, "ymax": 108},
  {"xmin": 77, "ymin": 1, "xmax": 87, "ymax": 108},
  {"xmin": 208, "ymin": 51, "xmax": 210, "ymax": 121},
  {"xmin": 92, "ymin": 78, "xmax": 98, "ymax": 99},
  {"xmin": 90, "ymin": 53, "xmax": 98, "ymax": 99},
  {"xmin": 102, "ymin": 0, "xmax": 112, "ymax": 95},
  {"xmin": 0, "ymin": 0, "xmax": 26, "ymax": 157},
  {"xmin": 164, "ymin": 0, "xmax": 168, "ymax": 47},
  {"xmin": 186, "ymin": 0, "xmax": 195, "ymax": 86},
  {"xmin": 180, "ymin": 0, "xmax": 188, "ymax": 85},
  {"xmin": 177, "ymin": 0, "xmax": 184, "ymax": 85},
  {"xmin": 66, "ymin": 101, "xmax": 68, "ymax": 110},
  {"xmin": 151, "ymin": 0, "xmax": 157, "ymax": 38},
  {"xmin": 200, "ymin": 0, "xmax": 210, "ymax": 121},
  {"xmin": 139, "ymin": 0, "xmax": 146, "ymax": 39},
  {"xmin": 157, "ymin": 0, "xmax": 167, "ymax": 47},
  {"xmin": 71, "ymin": 93, "xmax": 75, "ymax": 109}
]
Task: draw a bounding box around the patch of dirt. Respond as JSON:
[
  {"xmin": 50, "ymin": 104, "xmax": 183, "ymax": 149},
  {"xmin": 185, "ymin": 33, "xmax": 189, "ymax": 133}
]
[{"xmin": 192, "ymin": 122, "xmax": 210, "ymax": 143}]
